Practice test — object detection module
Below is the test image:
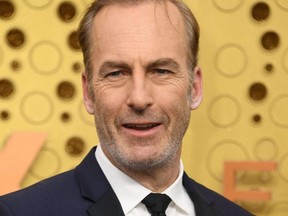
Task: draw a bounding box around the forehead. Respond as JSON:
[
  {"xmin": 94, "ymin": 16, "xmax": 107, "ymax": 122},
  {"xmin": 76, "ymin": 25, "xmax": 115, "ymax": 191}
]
[
  {"xmin": 94, "ymin": 1, "xmax": 184, "ymax": 28},
  {"xmin": 89, "ymin": 1, "xmax": 188, "ymax": 70}
]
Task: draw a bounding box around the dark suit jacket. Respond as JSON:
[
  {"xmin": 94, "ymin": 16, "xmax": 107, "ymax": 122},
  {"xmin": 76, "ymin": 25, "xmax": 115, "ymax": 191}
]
[{"xmin": 0, "ymin": 147, "xmax": 252, "ymax": 216}]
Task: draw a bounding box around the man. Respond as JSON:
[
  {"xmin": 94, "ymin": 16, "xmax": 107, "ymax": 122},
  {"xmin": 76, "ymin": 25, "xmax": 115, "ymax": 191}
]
[{"xmin": 0, "ymin": 0, "xmax": 253, "ymax": 215}]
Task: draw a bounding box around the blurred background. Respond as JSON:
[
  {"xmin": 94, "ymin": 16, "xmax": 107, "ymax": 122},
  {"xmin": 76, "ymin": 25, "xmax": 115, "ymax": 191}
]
[{"xmin": 0, "ymin": 0, "xmax": 288, "ymax": 215}]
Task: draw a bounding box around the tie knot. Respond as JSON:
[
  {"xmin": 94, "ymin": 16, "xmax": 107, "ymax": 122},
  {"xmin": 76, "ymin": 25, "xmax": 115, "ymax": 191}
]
[{"xmin": 142, "ymin": 193, "xmax": 171, "ymax": 216}]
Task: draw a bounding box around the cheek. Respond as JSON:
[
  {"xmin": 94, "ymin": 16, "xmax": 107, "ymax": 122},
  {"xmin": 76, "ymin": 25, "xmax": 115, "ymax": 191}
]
[{"xmin": 93, "ymin": 87, "xmax": 126, "ymax": 118}]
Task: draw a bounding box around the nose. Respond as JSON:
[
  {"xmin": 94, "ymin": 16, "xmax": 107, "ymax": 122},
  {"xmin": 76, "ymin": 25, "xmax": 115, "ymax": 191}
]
[{"xmin": 126, "ymin": 73, "xmax": 153, "ymax": 111}]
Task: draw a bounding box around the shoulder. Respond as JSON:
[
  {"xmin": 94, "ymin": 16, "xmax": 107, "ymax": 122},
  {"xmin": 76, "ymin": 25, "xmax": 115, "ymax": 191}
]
[
  {"xmin": 183, "ymin": 174, "xmax": 254, "ymax": 216},
  {"xmin": 0, "ymin": 169, "xmax": 90, "ymax": 216}
]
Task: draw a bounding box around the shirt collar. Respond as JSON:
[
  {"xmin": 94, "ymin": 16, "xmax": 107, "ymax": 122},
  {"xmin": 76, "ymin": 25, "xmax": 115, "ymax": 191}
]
[{"xmin": 95, "ymin": 144, "xmax": 192, "ymax": 215}]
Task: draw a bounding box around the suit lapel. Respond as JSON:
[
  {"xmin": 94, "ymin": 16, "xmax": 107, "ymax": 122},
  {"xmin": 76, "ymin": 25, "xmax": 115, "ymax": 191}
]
[
  {"xmin": 87, "ymin": 187, "xmax": 125, "ymax": 216},
  {"xmin": 183, "ymin": 172, "xmax": 223, "ymax": 216},
  {"xmin": 75, "ymin": 147, "xmax": 125, "ymax": 216}
]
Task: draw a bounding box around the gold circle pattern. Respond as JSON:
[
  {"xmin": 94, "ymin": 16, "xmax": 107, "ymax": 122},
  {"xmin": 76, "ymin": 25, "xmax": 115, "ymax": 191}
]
[
  {"xmin": 30, "ymin": 148, "xmax": 60, "ymax": 178},
  {"xmin": 6, "ymin": 28, "xmax": 25, "ymax": 48},
  {"xmin": 0, "ymin": 1, "xmax": 15, "ymax": 19},
  {"xmin": 212, "ymin": 0, "xmax": 243, "ymax": 12},
  {"xmin": 57, "ymin": 81, "xmax": 76, "ymax": 101},
  {"xmin": 65, "ymin": 136, "xmax": 86, "ymax": 156},
  {"xmin": 269, "ymin": 94, "xmax": 288, "ymax": 127},
  {"xmin": 275, "ymin": 0, "xmax": 288, "ymax": 10},
  {"xmin": 261, "ymin": 31, "xmax": 280, "ymax": 51},
  {"xmin": 58, "ymin": 1, "xmax": 77, "ymax": 22},
  {"xmin": 0, "ymin": 79, "xmax": 15, "ymax": 98},
  {"xmin": 254, "ymin": 138, "xmax": 278, "ymax": 161},
  {"xmin": 207, "ymin": 140, "xmax": 249, "ymax": 182},
  {"xmin": 30, "ymin": 41, "xmax": 62, "ymax": 74},
  {"xmin": 215, "ymin": 44, "xmax": 247, "ymax": 78},
  {"xmin": 208, "ymin": 95, "xmax": 241, "ymax": 127},
  {"xmin": 251, "ymin": 2, "xmax": 270, "ymax": 22},
  {"xmin": 20, "ymin": 92, "xmax": 53, "ymax": 124},
  {"xmin": 22, "ymin": 0, "xmax": 52, "ymax": 9},
  {"xmin": 248, "ymin": 82, "xmax": 268, "ymax": 102}
]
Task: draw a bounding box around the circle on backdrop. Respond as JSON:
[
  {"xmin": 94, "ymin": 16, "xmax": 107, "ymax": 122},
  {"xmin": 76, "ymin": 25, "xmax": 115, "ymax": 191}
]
[
  {"xmin": 21, "ymin": 92, "xmax": 53, "ymax": 124},
  {"xmin": 68, "ymin": 31, "xmax": 80, "ymax": 50},
  {"xmin": 58, "ymin": 1, "xmax": 77, "ymax": 22},
  {"xmin": 72, "ymin": 62, "xmax": 83, "ymax": 73},
  {"xmin": 264, "ymin": 63, "xmax": 274, "ymax": 75},
  {"xmin": 57, "ymin": 81, "xmax": 76, "ymax": 101},
  {"xmin": 208, "ymin": 95, "xmax": 241, "ymax": 128},
  {"xmin": 79, "ymin": 100, "xmax": 94, "ymax": 126},
  {"xmin": 30, "ymin": 148, "xmax": 60, "ymax": 178},
  {"xmin": 274, "ymin": 0, "xmax": 288, "ymax": 10},
  {"xmin": 61, "ymin": 112, "xmax": 71, "ymax": 122},
  {"xmin": 248, "ymin": 82, "xmax": 267, "ymax": 102},
  {"xmin": 269, "ymin": 94, "xmax": 288, "ymax": 127},
  {"xmin": 6, "ymin": 28, "xmax": 26, "ymax": 48},
  {"xmin": 261, "ymin": 31, "xmax": 280, "ymax": 51},
  {"xmin": 251, "ymin": 2, "xmax": 270, "ymax": 22},
  {"xmin": 30, "ymin": 41, "xmax": 62, "ymax": 75},
  {"xmin": 0, "ymin": 0, "xmax": 15, "ymax": 20},
  {"xmin": 0, "ymin": 79, "xmax": 15, "ymax": 99},
  {"xmin": 212, "ymin": 0, "xmax": 243, "ymax": 12},
  {"xmin": 254, "ymin": 138, "xmax": 278, "ymax": 161},
  {"xmin": 0, "ymin": 110, "xmax": 10, "ymax": 121},
  {"xmin": 65, "ymin": 136, "xmax": 86, "ymax": 156},
  {"xmin": 207, "ymin": 140, "xmax": 249, "ymax": 182},
  {"xmin": 251, "ymin": 113, "xmax": 262, "ymax": 125},
  {"xmin": 215, "ymin": 44, "xmax": 247, "ymax": 78},
  {"xmin": 282, "ymin": 49, "xmax": 288, "ymax": 73},
  {"xmin": 22, "ymin": 0, "xmax": 52, "ymax": 9},
  {"xmin": 10, "ymin": 59, "xmax": 22, "ymax": 71}
]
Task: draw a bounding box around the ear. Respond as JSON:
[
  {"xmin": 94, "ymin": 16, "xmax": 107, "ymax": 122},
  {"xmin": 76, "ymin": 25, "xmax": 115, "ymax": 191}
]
[
  {"xmin": 82, "ymin": 72, "xmax": 94, "ymax": 114},
  {"xmin": 189, "ymin": 66, "xmax": 203, "ymax": 110}
]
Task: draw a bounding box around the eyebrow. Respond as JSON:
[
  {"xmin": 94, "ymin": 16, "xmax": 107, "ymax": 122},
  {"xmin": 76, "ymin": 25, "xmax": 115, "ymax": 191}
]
[
  {"xmin": 99, "ymin": 61, "xmax": 131, "ymax": 75},
  {"xmin": 146, "ymin": 58, "xmax": 180, "ymax": 71}
]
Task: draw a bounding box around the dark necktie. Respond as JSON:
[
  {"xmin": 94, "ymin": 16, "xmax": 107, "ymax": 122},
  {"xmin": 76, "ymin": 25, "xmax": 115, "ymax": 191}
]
[{"xmin": 142, "ymin": 193, "xmax": 172, "ymax": 216}]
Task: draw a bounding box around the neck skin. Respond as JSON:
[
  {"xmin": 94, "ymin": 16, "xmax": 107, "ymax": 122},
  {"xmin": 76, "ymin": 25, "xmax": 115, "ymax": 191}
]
[{"xmin": 102, "ymin": 145, "xmax": 182, "ymax": 193}]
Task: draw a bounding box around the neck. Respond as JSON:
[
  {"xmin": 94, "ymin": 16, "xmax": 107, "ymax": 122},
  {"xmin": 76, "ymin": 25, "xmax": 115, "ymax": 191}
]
[{"xmin": 119, "ymin": 157, "xmax": 181, "ymax": 192}]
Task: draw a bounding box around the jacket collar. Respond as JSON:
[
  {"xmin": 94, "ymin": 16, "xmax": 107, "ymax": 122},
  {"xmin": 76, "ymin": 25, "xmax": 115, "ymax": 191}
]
[
  {"xmin": 183, "ymin": 172, "xmax": 223, "ymax": 215},
  {"xmin": 75, "ymin": 147, "xmax": 221, "ymax": 216},
  {"xmin": 75, "ymin": 147, "xmax": 125, "ymax": 216}
]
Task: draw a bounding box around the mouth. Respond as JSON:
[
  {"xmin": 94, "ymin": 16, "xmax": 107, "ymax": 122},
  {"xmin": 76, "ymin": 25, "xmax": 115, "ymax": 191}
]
[{"xmin": 123, "ymin": 123, "xmax": 161, "ymax": 131}]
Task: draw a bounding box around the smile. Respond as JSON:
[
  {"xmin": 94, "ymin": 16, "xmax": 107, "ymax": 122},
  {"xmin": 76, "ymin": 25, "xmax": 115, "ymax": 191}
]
[{"xmin": 123, "ymin": 123, "xmax": 161, "ymax": 130}]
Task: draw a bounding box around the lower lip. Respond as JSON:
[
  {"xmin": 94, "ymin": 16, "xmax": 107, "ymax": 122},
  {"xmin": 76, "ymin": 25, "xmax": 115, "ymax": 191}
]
[{"xmin": 121, "ymin": 125, "xmax": 162, "ymax": 137}]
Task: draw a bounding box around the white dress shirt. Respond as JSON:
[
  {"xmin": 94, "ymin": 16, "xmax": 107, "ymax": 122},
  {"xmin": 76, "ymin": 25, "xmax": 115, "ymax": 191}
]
[{"xmin": 96, "ymin": 144, "xmax": 196, "ymax": 216}]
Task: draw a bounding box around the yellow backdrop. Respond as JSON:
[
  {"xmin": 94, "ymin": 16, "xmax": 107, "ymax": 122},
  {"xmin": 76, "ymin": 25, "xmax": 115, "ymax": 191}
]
[{"xmin": 0, "ymin": 0, "xmax": 288, "ymax": 215}]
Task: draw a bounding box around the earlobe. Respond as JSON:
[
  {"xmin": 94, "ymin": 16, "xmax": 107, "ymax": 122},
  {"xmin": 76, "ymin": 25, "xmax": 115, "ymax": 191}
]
[
  {"xmin": 190, "ymin": 66, "xmax": 203, "ymax": 110},
  {"xmin": 82, "ymin": 72, "xmax": 94, "ymax": 114}
]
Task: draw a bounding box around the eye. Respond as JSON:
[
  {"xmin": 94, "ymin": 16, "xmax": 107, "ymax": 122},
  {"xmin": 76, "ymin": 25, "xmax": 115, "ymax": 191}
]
[
  {"xmin": 105, "ymin": 71, "xmax": 124, "ymax": 78},
  {"xmin": 154, "ymin": 69, "xmax": 172, "ymax": 75}
]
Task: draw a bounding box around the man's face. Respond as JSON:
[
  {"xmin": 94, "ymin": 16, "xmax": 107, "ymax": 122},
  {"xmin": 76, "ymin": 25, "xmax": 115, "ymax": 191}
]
[{"xmin": 82, "ymin": 2, "xmax": 202, "ymax": 171}]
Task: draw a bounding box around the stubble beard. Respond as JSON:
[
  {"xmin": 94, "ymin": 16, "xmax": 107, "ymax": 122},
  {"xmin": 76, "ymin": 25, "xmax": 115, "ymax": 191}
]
[{"xmin": 94, "ymin": 104, "xmax": 191, "ymax": 172}]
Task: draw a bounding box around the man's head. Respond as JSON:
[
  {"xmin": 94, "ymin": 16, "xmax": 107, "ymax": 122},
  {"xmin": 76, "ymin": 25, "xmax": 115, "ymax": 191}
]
[
  {"xmin": 79, "ymin": 0, "xmax": 202, "ymax": 173},
  {"xmin": 78, "ymin": 0, "xmax": 200, "ymax": 84}
]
